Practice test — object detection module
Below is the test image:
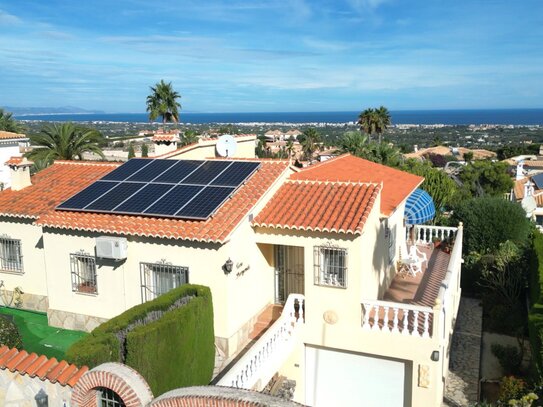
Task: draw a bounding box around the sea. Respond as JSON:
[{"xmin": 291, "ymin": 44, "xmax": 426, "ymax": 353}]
[{"xmin": 14, "ymin": 109, "xmax": 543, "ymax": 125}]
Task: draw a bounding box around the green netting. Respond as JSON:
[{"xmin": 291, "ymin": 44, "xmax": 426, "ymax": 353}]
[{"xmin": 0, "ymin": 307, "xmax": 87, "ymax": 360}]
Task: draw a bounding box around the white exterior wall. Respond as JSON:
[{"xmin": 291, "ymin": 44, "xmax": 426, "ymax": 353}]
[
  {"xmin": 0, "ymin": 218, "xmax": 48, "ymax": 310},
  {"xmin": 0, "ymin": 142, "xmax": 24, "ymax": 188},
  {"xmin": 164, "ymin": 136, "xmax": 256, "ymax": 160}
]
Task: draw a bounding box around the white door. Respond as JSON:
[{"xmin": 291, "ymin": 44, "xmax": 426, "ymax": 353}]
[{"xmin": 305, "ymin": 346, "xmax": 408, "ymax": 407}]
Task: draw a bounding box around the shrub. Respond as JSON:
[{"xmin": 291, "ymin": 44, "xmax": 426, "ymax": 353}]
[
  {"xmin": 451, "ymin": 197, "xmax": 531, "ymax": 255},
  {"xmin": 66, "ymin": 284, "xmax": 214, "ymax": 396},
  {"xmin": 0, "ymin": 315, "xmax": 23, "ymax": 349},
  {"xmin": 492, "ymin": 344, "xmax": 523, "ymax": 375},
  {"xmin": 499, "ymin": 376, "xmax": 526, "ymax": 404}
]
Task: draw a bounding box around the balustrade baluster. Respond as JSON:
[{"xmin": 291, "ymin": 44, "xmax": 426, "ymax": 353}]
[
  {"xmin": 422, "ymin": 311, "xmax": 430, "ymax": 338},
  {"xmin": 412, "ymin": 311, "xmax": 420, "ymax": 337},
  {"xmin": 362, "ymin": 304, "xmax": 371, "ymax": 330},
  {"xmin": 391, "ymin": 307, "xmax": 399, "ymax": 333},
  {"xmin": 383, "ymin": 306, "xmax": 389, "ymax": 332},
  {"xmin": 401, "ymin": 309, "xmax": 409, "ymax": 335},
  {"xmin": 372, "ymin": 305, "xmax": 380, "ymax": 331}
]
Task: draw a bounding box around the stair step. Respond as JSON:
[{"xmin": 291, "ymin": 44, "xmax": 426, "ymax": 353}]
[{"xmin": 249, "ymin": 304, "xmax": 284, "ymax": 340}]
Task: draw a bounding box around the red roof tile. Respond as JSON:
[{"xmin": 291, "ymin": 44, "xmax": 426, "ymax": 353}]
[
  {"xmin": 254, "ymin": 180, "xmax": 381, "ymax": 235},
  {"xmin": 0, "ymin": 346, "xmax": 86, "ymax": 387},
  {"xmin": 152, "ymin": 134, "xmax": 178, "ymax": 142},
  {"xmin": 0, "ymin": 159, "xmax": 288, "ymax": 242},
  {"xmin": 0, "ymin": 130, "xmax": 27, "ymax": 140},
  {"xmin": 4, "ymin": 156, "xmax": 26, "ymax": 166},
  {"xmin": 290, "ymin": 154, "xmax": 423, "ymax": 216}
]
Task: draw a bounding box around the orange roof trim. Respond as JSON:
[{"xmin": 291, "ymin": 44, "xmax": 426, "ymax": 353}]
[
  {"xmin": 0, "ymin": 130, "xmax": 27, "ymax": 140},
  {"xmin": 254, "ymin": 180, "xmax": 381, "ymax": 235},
  {"xmin": 0, "ymin": 345, "xmax": 88, "ymax": 387}
]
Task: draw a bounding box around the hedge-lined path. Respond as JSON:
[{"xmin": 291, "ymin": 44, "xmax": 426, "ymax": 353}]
[{"xmin": 443, "ymin": 297, "xmax": 483, "ymax": 406}]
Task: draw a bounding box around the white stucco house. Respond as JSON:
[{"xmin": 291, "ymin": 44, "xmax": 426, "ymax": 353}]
[
  {"xmin": 0, "ymin": 149, "xmax": 463, "ymax": 406},
  {"xmin": 0, "ymin": 130, "xmax": 30, "ymax": 189}
]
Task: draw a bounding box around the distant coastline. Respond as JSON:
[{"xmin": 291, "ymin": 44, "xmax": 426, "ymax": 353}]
[{"xmin": 14, "ymin": 109, "xmax": 543, "ymax": 126}]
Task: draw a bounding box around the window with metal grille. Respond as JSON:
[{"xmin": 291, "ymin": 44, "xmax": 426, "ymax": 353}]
[
  {"xmin": 70, "ymin": 252, "xmax": 97, "ymax": 294},
  {"xmin": 0, "ymin": 235, "xmax": 23, "ymax": 273},
  {"xmin": 140, "ymin": 261, "xmax": 188, "ymax": 302},
  {"xmin": 314, "ymin": 246, "xmax": 347, "ymax": 288},
  {"xmin": 98, "ymin": 387, "xmax": 125, "ymax": 407}
]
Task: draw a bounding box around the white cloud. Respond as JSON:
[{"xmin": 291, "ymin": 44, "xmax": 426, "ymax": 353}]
[{"xmin": 0, "ymin": 9, "xmax": 22, "ymax": 25}]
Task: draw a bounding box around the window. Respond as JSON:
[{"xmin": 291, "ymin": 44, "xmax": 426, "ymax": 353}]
[
  {"xmin": 0, "ymin": 235, "xmax": 23, "ymax": 273},
  {"xmin": 314, "ymin": 246, "xmax": 347, "ymax": 288},
  {"xmin": 71, "ymin": 252, "xmax": 97, "ymax": 294},
  {"xmin": 98, "ymin": 387, "xmax": 125, "ymax": 407},
  {"xmin": 140, "ymin": 261, "xmax": 188, "ymax": 302}
]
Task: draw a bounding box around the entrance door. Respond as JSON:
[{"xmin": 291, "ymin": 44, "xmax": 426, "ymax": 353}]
[{"xmin": 274, "ymin": 245, "xmax": 304, "ymax": 303}]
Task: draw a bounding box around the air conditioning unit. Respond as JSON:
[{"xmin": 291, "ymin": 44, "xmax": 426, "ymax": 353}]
[{"xmin": 96, "ymin": 236, "xmax": 128, "ymax": 260}]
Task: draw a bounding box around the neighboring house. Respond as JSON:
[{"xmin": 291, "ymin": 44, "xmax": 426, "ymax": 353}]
[
  {"xmin": 511, "ymin": 163, "xmax": 543, "ymax": 226},
  {"xmin": 0, "ymin": 154, "xmax": 463, "ymax": 406},
  {"xmin": 404, "ymin": 145, "xmax": 496, "ymax": 161},
  {"xmin": 0, "ymin": 131, "xmax": 30, "ymax": 189}
]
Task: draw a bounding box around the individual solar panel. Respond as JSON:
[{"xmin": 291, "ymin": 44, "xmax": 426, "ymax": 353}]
[
  {"xmin": 177, "ymin": 186, "xmax": 235, "ymax": 219},
  {"xmin": 126, "ymin": 160, "xmax": 177, "ymax": 182},
  {"xmin": 101, "ymin": 159, "xmax": 151, "ymax": 181},
  {"xmin": 86, "ymin": 182, "xmax": 146, "ymax": 211},
  {"xmin": 144, "ymin": 184, "xmax": 203, "ymax": 216},
  {"xmin": 181, "ymin": 161, "xmax": 232, "ymax": 185},
  {"xmin": 533, "ymin": 173, "xmax": 543, "ymax": 190},
  {"xmin": 57, "ymin": 181, "xmax": 119, "ymax": 209},
  {"xmin": 153, "ymin": 160, "xmax": 203, "ymax": 184},
  {"xmin": 115, "ymin": 183, "xmax": 175, "ymax": 213},
  {"xmin": 211, "ymin": 161, "xmax": 261, "ymax": 187}
]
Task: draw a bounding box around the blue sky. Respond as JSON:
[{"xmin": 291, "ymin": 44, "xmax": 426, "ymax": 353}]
[{"xmin": 0, "ymin": 0, "xmax": 542, "ymax": 113}]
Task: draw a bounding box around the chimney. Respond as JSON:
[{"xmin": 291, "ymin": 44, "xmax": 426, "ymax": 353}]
[
  {"xmin": 525, "ymin": 180, "xmax": 535, "ymax": 197},
  {"xmin": 516, "ymin": 161, "xmax": 525, "ymax": 181},
  {"xmin": 151, "ymin": 132, "xmax": 180, "ymax": 157},
  {"xmin": 540, "ymin": 145, "xmax": 543, "ymax": 156},
  {"xmin": 7, "ymin": 157, "xmax": 33, "ymax": 191},
  {"xmin": 414, "ymin": 145, "xmax": 418, "ymax": 152}
]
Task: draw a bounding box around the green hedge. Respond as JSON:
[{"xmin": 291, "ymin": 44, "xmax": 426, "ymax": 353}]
[
  {"xmin": 66, "ymin": 284, "xmax": 214, "ymax": 396},
  {"xmin": 528, "ymin": 234, "xmax": 543, "ymax": 378}
]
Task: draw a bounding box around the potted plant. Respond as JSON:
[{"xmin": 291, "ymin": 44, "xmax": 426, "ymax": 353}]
[{"xmin": 432, "ymin": 236, "xmax": 442, "ymax": 249}]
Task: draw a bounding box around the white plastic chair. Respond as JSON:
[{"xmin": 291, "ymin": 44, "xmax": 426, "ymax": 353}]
[{"xmin": 399, "ymin": 241, "xmax": 428, "ymax": 277}]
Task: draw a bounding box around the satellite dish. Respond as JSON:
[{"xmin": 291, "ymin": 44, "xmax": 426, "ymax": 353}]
[{"xmin": 216, "ymin": 134, "xmax": 237, "ymax": 158}]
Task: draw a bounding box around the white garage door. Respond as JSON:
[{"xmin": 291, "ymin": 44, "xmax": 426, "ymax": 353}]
[{"xmin": 305, "ymin": 346, "xmax": 408, "ymax": 407}]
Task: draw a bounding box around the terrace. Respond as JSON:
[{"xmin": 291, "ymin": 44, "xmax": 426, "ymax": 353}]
[{"xmin": 0, "ymin": 307, "xmax": 87, "ymax": 360}]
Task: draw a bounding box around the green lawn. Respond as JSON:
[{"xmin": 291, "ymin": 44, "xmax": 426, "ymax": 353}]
[{"xmin": 0, "ymin": 306, "xmax": 87, "ymax": 360}]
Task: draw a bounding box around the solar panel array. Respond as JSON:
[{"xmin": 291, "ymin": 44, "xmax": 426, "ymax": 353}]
[
  {"xmin": 57, "ymin": 159, "xmax": 261, "ymax": 220},
  {"xmin": 532, "ymin": 173, "xmax": 543, "ymax": 190}
]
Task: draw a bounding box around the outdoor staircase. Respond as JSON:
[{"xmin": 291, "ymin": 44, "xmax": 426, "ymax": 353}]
[{"xmin": 250, "ymin": 304, "xmax": 284, "ymax": 340}]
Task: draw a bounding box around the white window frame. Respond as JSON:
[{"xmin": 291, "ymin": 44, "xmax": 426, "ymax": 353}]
[
  {"xmin": 70, "ymin": 251, "xmax": 98, "ymax": 294},
  {"xmin": 0, "ymin": 235, "xmax": 23, "ymax": 273},
  {"xmin": 140, "ymin": 260, "xmax": 188, "ymax": 302},
  {"xmin": 314, "ymin": 245, "xmax": 347, "ymax": 288}
]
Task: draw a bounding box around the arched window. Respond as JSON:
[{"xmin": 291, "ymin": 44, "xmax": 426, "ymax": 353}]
[{"xmin": 97, "ymin": 387, "xmax": 125, "ymax": 407}]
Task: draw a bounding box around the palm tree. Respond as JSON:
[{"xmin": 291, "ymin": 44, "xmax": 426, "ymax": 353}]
[
  {"xmin": 181, "ymin": 130, "xmax": 199, "ymax": 146},
  {"xmin": 301, "ymin": 128, "xmax": 321, "ymax": 161},
  {"xmin": 357, "ymin": 106, "xmax": 391, "ymax": 144},
  {"xmin": 146, "ymin": 80, "xmax": 182, "ymax": 129},
  {"xmin": 26, "ymin": 123, "xmax": 105, "ymax": 165},
  {"xmin": 340, "ymin": 131, "xmax": 369, "ymax": 156},
  {"xmin": 285, "ymin": 139, "xmax": 295, "ymax": 160},
  {"xmin": 0, "ymin": 109, "xmax": 24, "ymax": 133}
]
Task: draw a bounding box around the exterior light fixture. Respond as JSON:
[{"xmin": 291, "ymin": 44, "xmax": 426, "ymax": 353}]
[
  {"xmin": 431, "ymin": 350, "xmax": 440, "ymax": 362},
  {"xmin": 35, "ymin": 388, "xmax": 49, "ymax": 407},
  {"xmin": 223, "ymin": 258, "xmax": 234, "ymax": 274}
]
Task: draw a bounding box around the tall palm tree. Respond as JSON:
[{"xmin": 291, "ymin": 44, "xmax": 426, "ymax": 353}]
[
  {"xmin": 285, "ymin": 139, "xmax": 295, "ymax": 160},
  {"xmin": 301, "ymin": 128, "xmax": 321, "ymax": 161},
  {"xmin": 0, "ymin": 109, "xmax": 24, "ymax": 133},
  {"xmin": 146, "ymin": 80, "xmax": 182, "ymax": 129},
  {"xmin": 340, "ymin": 131, "xmax": 369, "ymax": 156},
  {"xmin": 26, "ymin": 123, "xmax": 105, "ymax": 164},
  {"xmin": 357, "ymin": 106, "xmax": 391, "ymax": 144}
]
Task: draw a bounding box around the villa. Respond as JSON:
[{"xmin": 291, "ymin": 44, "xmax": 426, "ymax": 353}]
[
  {"xmin": 0, "ymin": 130, "xmax": 30, "ymax": 189},
  {"xmin": 0, "ymin": 139, "xmax": 463, "ymax": 406}
]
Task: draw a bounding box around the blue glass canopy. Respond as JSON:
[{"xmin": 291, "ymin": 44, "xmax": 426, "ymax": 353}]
[{"xmin": 404, "ymin": 189, "xmax": 436, "ymax": 225}]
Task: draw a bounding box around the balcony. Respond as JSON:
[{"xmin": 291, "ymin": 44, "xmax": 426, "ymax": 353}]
[{"xmin": 361, "ymin": 224, "xmax": 463, "ymax": 339}]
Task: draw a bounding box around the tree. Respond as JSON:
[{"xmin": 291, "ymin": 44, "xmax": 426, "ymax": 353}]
[
  {"xmin": 357, "ymin": 106, "xmax": 391, "ymax": 144},
  {"xmin": 181, "ymin": 130, "xmax": 199, "ymax": 146},
  {"xmin": 340, "ymin": 131, "xmax": 369, "ymax": 156},
  {"xmin": 26, "ymin": 123, "xmax": 105, "ymax": 164},
  {"xmin": 128, "ymin": 143, "xmax": 136, "ymax": 159},
  {"xmin": 0, "ymin": 109, "xmax": 24, "ymax": 133},
  {"xmin": 141, "ymin": 143, "xmax": 149, "ymax": 157},
  {"xmin": 457, "ymin": 160, "xmax": 513, "ymax": 198},
  {"xmin": 301, "ymin": 128, "xmax": 321, "ymax": 160},
  {"xmin": 0, "ymin": 315, "xmax": 23, "ymax": 349},
  {"xmin": 146, "ymin": 80, "xmax": 182, "ymax": 129},
  {"xmin": 463, "ymin": 151, "xmax": 474, "ymax": 163},
  {"xmin": 285, "ymin": 139, "xmax": 295, "ymax": 160}
]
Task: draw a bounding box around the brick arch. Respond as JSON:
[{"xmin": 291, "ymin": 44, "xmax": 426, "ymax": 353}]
[
  {"xmin": 150, "ymin": 386, "xmax": 302, "ymax": 407},
  {"xmin": 71, "ymin": 362, "xmax": 153, "ymax": 407}
]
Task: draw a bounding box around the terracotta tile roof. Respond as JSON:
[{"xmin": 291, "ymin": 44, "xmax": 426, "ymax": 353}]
[
  {"xmin": 0, "ymin": 345, "xmax": 88, "ymax": 387},
  {"xmin": 0, "ymin": 161, "xmax": 119, "ymax": 219},
  {"xmin": 513, "ymin": 177, "xmax": 529, "ymax": 200},
  {"xmin": 290, "ymin": 154, "xmax": 423, "ymax": 216},
  {"xmin": 152, "ymin": 134, "xmax": 178, "ymax": 142},
  {"xmin": 32, "ymin": 160, "xmax": 288, "ymax": 243},
  {"xmin": 254, "ymin": 180, "xmax": 380, "ymax": 235},
  {"xmin": 0, "ymin": 130, "xmax": 27, "ymax": 140},
  {"xmin": 4, "ymin": 156, "xmax": 27, "ymax": 166}
]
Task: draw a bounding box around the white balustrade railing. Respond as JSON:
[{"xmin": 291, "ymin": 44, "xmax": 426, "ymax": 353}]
[
  {"xmin": 408, "ymin": 225, "xmax": 457, "ymax": 245},
  {"xmin": 361, "ymin": 300, "xmax": 434, "ymax": 338},
  {"xmin": 217, "ymin": 294, "xmax": 305, "ymax": 391}
]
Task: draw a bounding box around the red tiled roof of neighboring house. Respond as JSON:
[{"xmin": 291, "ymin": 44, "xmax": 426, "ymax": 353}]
[
  {"xmin": 30, "ymin": 160, "xmax": 288, "ymax": 243},
  {"xmin": 4, "ymin": 156, "xmax": 26, "ymax": 166},
  {"xmin": 152, "ymin": 134, "xmax": 178, "ymax": 142},
  {"xmin": 0, "ymin": 131, "xmax": 27, "ymax": 140},
  {"xmin": 0, "ymin": 161, "xmax": 118, "ymax": 219},
  {"xmin": 254, "ymin": 180, "xmax": 381, "ymax": 235},
  {"xmin": 0, "ymin": 345, "xmax": 88, "ymax": 387},
  {"xmin": 513, "ymin": 177, "xmax": 529, "ymax": 200},
  {"xmin": 290, "ymin": 154, "xmax": 423, "ymax": 216}
]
